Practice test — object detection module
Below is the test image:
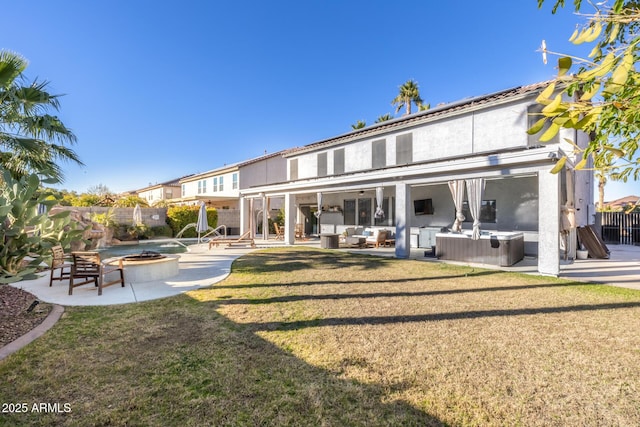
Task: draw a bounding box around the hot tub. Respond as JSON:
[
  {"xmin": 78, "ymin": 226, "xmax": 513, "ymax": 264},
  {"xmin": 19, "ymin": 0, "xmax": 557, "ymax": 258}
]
[{"xmin": 435, "ymin": 231, "xmax": 524, "ymax": 266}]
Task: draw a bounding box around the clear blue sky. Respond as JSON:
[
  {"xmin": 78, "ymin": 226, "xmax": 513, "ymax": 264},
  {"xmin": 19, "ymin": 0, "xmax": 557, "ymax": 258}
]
[{"xmin": 3, "ymin": 0, "xmax": 639, "ymax": 201}]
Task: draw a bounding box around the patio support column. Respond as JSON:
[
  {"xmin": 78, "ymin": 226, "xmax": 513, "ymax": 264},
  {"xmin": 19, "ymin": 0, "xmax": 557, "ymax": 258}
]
[
  {"xmin": 249, "ymin": 198, "xmax": 255, "ymax": 239},
  {"xmin": 284, "ymin": 193, "xmax": 296, "ymax": 245},
  {"xmin": 538, "ymin": 170, "xmax": 561, "ymax": 276},
  {"xmin": 262, "ymin": 195, "xmax": 269, "ymax": 241},
  {"xmin": 394, "ymin": 183, "xmax": 412, "ymax": 259},
  {"xmin": 239, "ymin": 196, "xmax": 248, "ymax": 236}
]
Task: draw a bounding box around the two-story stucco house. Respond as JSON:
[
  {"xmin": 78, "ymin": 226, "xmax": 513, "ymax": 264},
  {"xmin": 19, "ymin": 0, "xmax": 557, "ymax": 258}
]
[
  {"xmin": 178, "ymin": 151, "xmax": 289, "ymax": 234},
  {"xmin": 135, "ymin": 177, "xmax": 187, "ymax": 206},
  {"xmin": 239, "ymin": 82, "xmax": 595, "ymax": 276}
]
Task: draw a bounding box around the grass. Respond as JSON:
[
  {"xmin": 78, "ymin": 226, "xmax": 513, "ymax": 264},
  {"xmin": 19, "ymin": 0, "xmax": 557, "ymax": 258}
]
[{"xmin": 1, "ymin": 247, "xmax": 639, "ymax": 426}]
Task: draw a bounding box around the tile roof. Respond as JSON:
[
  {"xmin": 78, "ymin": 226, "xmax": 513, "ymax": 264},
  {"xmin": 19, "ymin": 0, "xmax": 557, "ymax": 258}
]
[{"xmin": 285, "ymin": 81, "xmax": 552, "ymax": 156}]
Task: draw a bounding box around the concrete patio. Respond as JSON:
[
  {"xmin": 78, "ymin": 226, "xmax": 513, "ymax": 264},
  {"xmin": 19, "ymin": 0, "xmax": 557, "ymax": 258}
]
[
  {"xmin": 8, "ymin": 240, "xmax": 640, "ymax": 308},
  {"xmin": 9, "ymin": 244, "xmax": 254, "ymax": 306}
]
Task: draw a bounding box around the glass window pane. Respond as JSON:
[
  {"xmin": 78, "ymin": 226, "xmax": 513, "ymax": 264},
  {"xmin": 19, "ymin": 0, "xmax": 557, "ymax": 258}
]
[
  {"xmin": 358, "ymin": 198, "xmax": 371, "ymax": 226},
  {"xmin": 344, "ymin": 199, "xmax": 356, "ymax": 224}
]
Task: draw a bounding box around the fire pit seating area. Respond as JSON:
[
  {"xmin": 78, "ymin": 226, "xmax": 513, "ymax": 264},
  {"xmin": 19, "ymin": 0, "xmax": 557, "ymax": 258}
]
[
  {"xmin": 342, "ymin": 227, "xmax": 395, "ymax": 248},
  {"xmin": 105, "ymin": 250, "xmax": 179, "ymax": 283}
]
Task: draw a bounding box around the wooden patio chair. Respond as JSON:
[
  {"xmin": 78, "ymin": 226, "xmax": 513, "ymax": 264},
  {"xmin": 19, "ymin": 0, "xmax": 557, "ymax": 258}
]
[
  {"xmin": 368, "ymin": 230, "xmax": 388, "ymax": 248},
  {"xmin": 274, "ymin": 223, "xmax": 284, "ymax": 240},
  {"xmin": 69, "ymin": 252, "xmax": 125, "ymax": 296},
  {"xmin": 49, "ymin": 245, "xmax": 71, "ymax": 287},
  {"xmin": 295, "ymin": 223, "xmax": 304, "ymax": 240}
]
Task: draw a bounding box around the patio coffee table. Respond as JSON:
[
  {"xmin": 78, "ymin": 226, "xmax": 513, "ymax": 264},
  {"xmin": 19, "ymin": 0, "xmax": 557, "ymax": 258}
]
[{"xmin": 345, "ymin": 236, "xmax": 366, "ymax": 248}]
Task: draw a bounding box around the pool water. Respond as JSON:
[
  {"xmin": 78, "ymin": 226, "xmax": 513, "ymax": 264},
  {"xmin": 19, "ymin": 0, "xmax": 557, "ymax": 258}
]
[{"xmin": 97, "ymin": 240, "xmax": 196, "ymax": 259}]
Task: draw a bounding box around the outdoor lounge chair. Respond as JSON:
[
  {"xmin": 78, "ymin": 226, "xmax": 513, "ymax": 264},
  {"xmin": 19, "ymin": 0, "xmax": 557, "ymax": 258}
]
[
  {"xmin": 208, "ymin": 230, "xmax": 256, "ymax": 248},
  {"xmin": 367, "ymin": 229, "xmax": 388, "ymax": 248},
  {"xmin": 49, "ymin": 245, "xmax": 71, "ymax": 287},
  {"xmin": 69, "ymin": 252, "xmax": 125, "ymax": 296}
]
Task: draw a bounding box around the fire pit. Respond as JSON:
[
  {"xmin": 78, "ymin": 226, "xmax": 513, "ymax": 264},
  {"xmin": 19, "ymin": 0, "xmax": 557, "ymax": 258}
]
[
  {"xmin": 106, "ymin": 251, "xmax": 179, "ymax": 283},
  {"xmin": 122, "ymin": 251, "xmax": 166, "ymax": 262}
]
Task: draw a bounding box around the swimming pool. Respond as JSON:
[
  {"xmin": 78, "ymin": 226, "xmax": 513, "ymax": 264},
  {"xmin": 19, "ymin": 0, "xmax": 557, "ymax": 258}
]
[{"xmin": 97, "ymin": 239, "xmax": 198, "ymax": 259}]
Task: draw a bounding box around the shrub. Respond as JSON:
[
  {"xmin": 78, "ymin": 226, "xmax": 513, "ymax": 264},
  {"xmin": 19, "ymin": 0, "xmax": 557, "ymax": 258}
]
[
  {"xmin": 151, "ymin": 225, "xmax": 173, "ymax": 238},
  {"xmin": 114, "ymin": 195, "xmax": 149, "ymax": 208},
  {"xmin": 166, "ymin": 205, "xmax": 217, "ymax": 238}
]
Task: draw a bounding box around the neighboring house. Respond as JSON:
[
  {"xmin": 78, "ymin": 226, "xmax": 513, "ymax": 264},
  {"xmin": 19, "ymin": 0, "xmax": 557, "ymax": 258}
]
[
  {"xmin": 179, "ymin": 164, "xmax": 242, "ymax": 208},
  {"xmin": 239, "ymin": 82, "xmax": 595, "ymax": 276},
  {"xmin": 135, "ymin": 177, "xmax": 187, "ymax": 206},
  {"xmin": 178, "ymin": 151, "xmax": 288, "ymax": 233},
  {"xmin": 602, "ymin": 195, "xmax": 640, "ymax": 211}
]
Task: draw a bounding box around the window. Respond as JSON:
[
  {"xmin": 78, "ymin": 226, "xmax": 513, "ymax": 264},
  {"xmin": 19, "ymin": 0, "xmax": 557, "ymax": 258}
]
[
  {"xmin": 198, "ymin": 179, "xmax": 207, "ymax": 194},
  {"xmin": 219, "ymin": 176, "xmax": 224, "ymax": 191},
  {"xmin": 165, "ymin": 189, "xmax": 172, "ymax": 198},
  {"xmin": 461, "ymin": 200, "xmax": 497, "ymax": 223},
  {"xmin": 317, "ymin": 152, "xmax": 327, "ymax": 177},
  {"xmin": 358, "ymin": 198, "xmax": 372, "ymax": 226},
  {"xmin": 344, "ymin": 199, "xmax": 356, "ymax": 224},
  {"xmin": 181, "ymin": 184, "xmax": 186, "ymax": 197},
  {"xmin": 396, "ymin": 133, "xmax": 413, "ymax": 164},
  {"xmin": 290, "ymin": 159, "xmax": 298, "ymax": 180},
  {"xmin": 372, "ymin": 139, "xmax": 386, "ymax": 169},
  {"xmin": 334, "ymin": 148, "xmax": 345, "ymax": 175},
  {"xmin": 213, "ymin": 177, "xmax": 218, "ymax": 192},
  {"xmin": 527, "ymin": 104, "xmax": 558, "ymax": 147},
  {"xmin": 232, "ymin": 173, "xmax": 238, "ymax": 190}
]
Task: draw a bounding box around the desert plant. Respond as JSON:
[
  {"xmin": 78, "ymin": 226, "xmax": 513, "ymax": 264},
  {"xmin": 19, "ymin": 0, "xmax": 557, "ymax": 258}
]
[
  {"xmin": 127, "ymin": 223, "xmax": 151, "ymax": 240},
  {"xmin": 91, "ymin": 209, "xmax": 117, "ymax": 228},
  {"xmin": 0, "ymin": 171, "xmax": 86, "ymax": 283}
]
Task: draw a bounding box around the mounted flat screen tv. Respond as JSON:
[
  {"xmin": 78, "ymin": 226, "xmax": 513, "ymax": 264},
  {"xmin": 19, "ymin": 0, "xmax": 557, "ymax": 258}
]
[{"xmin": 414, "ymin": 198, "xmax": 434, "ymax": 215}]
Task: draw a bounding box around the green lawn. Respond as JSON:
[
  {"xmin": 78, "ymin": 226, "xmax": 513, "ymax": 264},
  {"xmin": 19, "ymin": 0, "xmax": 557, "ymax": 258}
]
[{"xmin": 1, "ymin": 247, "xmax": 639, "ymax": 426}]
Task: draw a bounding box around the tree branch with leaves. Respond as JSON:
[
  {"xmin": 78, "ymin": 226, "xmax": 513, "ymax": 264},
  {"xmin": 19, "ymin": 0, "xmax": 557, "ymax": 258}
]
[
  {"xmin": 0, "ymin": 50, "xmax": 82, "ymax": 184},
  {"xmin": 532, "ymin": 0, "xmax": 640, "ymax": 185}
]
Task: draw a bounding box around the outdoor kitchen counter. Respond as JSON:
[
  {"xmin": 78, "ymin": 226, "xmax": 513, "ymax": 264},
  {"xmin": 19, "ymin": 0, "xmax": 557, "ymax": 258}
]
[{"xmin": 435, "ymin": 231, "xmax": 524, "ymax": 267}]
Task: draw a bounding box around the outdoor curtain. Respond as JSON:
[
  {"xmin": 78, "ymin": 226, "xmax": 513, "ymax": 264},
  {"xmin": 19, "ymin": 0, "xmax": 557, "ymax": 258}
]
[
  {"xmin": 314, "ymin": 192, "xmax": 323, "ymax": 218},
  {"xmin": 374, "ymin": 186, "xmax": 385, "ymax": 219},
  {"xmin": 448, "ymin": 180, "xmax": 466, "ymax": 232},
  {"xmin": 465, "ymin": 178, "xmax": 485, "ymax": 240}
]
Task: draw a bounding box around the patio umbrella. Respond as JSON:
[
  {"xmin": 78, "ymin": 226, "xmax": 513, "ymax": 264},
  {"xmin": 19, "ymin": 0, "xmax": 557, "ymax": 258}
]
[
  {"xmin": 132, "ymin": 204, "xmax": 142, "ymax": 226},
  {"xmin": 448, "ymin": 180, "xmax": 466, "ymax": 232},
  {"xmin": 196, "ymin": 202, "xmax": 209, "ymax": 243},
  {"xmin": 465, "ymin": 178, "xmax": 485, "ymax": 240},
  {"xmin": 374, "ymin": 186, "xmax": 385, "ymax": 219}
]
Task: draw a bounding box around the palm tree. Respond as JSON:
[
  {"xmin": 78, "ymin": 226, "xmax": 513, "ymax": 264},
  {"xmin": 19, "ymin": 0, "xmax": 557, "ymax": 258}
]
[
  {"xmin": 375, "ymin": 113, "xmax": 393, "ymax": 123},
  {"xmin": 391, "ymin": 79, "xmax": 423, "ymax": 116},
  {"xmin": 351, "ymin": 120, "xmax": 366, "ymax": 130},
  {"xmin": 0, "ymin": 50, "xmax": 82, "ymax": 183}
]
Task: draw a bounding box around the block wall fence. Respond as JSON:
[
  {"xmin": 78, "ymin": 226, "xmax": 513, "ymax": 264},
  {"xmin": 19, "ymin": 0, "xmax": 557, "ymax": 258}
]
[{"xmin": 53, "ymin": 206, "xmax": 241, "ymax": 230}]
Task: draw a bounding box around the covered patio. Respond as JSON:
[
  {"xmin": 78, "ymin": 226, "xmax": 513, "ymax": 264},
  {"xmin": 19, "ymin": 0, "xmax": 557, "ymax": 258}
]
[{"xmin": 240, "ymin": 145, "xmax": 581, "ymax": 276}]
